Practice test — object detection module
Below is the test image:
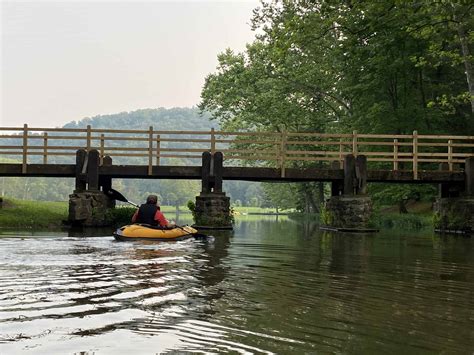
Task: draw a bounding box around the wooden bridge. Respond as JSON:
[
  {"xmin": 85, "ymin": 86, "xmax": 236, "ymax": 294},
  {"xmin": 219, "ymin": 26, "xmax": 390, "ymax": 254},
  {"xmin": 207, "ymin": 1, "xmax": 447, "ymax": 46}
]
[
  {"xmin": 0, "ymin": 125, "xmax": 473, "ymax": 189},
  {"xmin": 1, "ymin": 125, "xmax": 473, "ymax": 229}
]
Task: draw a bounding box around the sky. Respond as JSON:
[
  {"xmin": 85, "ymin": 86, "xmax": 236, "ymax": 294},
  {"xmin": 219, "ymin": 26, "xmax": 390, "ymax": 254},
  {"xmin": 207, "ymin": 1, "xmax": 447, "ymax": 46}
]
[{"xmin": 0, "ymin": 0, "xmax": 259, "ymax": 127}]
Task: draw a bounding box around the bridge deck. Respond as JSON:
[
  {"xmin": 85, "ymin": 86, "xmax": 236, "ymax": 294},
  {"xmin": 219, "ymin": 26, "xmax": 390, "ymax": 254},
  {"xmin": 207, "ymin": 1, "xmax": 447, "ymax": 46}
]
[{"xmin": 0, "ymin": 163, "xmax": 464, "ymax": 184}]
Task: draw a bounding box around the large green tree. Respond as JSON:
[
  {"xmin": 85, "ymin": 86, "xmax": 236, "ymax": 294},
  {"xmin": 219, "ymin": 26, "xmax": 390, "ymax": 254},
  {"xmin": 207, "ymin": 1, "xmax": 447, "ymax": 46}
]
[{"xmin": 200, "ymin": 0, "xmax": 473, "ymax": 210}]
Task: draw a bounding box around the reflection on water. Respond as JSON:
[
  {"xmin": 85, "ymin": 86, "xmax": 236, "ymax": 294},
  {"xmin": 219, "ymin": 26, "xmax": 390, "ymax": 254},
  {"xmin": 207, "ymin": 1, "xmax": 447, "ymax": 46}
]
[{"xmin": 1, "ymin": 216, "xmax": 473, "ymax": 353}]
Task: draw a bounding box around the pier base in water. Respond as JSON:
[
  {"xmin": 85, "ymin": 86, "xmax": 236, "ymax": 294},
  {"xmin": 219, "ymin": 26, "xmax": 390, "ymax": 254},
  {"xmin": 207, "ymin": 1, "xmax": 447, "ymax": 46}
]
[
  {"xmin": 68, "ymin": 191, "xmax": 115, "ymax": 227},
  {"xmin": 193, "ymin": 192, "xmax": 233, "ymax": 230},
  {"xmin": 433, "ymin": 198, "xmax": 474, "ymax": 234},
  {"xmin": 323, "ymin": 196, "xmax": 373, "ymax": 230}
]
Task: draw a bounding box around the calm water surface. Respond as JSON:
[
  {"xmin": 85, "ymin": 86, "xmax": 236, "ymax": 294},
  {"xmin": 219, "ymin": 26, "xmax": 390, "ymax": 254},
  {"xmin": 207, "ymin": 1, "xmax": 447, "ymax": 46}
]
[{"xmin": 0, "ymin": 217, "xmax": 473, "ymax": 354}]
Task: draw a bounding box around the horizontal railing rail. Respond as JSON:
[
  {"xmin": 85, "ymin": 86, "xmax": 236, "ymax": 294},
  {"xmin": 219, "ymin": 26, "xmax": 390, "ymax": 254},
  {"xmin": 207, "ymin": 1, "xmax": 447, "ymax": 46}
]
[{"xmin": 0, "ymin": 125, "xmax": 473, "ymax": 178}]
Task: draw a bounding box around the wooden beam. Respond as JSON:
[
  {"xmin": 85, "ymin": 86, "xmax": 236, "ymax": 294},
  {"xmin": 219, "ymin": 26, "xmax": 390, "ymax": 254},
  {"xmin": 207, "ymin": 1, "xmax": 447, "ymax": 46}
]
[
  {"xmin": 201, "ymin": 152, "xmax": 211, "ymax": 193},
  {"xmin": 466, "ymin": 157, "xmax": 474, "ymax": 196},
  {"xmin": 99, "ymin": 156, "xmax": 113, "ymax": 193},
  {"xmin": 356, "ymin": 155, "xmax": 368, "ymax": 195},
  {"xmin": 330, "ymin": 161, "xmax": 343, "ymax": 196},
  {"xmin": 213, "ymin": 152, "xmax": 223, "ymax": 193},
  {"xmin": 344, "ymin": 154, "xmax": 356, "ymax": 195},
  {"xmin": 87, "ymin": 149, "xmax": 100, "ymax": 191},
  {"xmin": 75, "ymin": 149, "xmax": 87, "ymax": 192}
]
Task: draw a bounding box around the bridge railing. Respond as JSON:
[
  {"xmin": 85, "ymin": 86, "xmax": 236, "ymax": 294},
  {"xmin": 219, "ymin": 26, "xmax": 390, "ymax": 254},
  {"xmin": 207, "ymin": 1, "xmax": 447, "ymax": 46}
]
[{"xmin": 0, "ymin": 125, "xmax": 473, "ymax": 178}]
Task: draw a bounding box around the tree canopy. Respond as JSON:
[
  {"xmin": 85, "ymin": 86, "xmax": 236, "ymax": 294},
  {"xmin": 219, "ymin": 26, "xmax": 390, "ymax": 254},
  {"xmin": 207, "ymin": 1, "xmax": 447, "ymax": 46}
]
[
  {"xmin": 201, "ymin": 1, "xmax": 473, "ymax": 135},
  {"xmin": 199, "ymin": 0, "xmax": 473, "ymax": 210}
]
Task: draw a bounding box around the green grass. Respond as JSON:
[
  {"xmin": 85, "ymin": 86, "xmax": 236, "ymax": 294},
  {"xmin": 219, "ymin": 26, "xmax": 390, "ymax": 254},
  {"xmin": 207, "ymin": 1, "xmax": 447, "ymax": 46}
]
[
  {"xmin": 0, "ymin": 198, "xmax": 68, "ymax": 228},
  {"xmin": 370, "ymin": 212, "xmax": 433, "ymax": 230}
]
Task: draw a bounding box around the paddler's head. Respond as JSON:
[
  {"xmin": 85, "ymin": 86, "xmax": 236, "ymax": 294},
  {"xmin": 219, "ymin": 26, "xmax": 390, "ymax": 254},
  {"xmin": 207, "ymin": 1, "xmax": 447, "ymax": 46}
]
[{"xmin": 146, "ymin": 194, "xmax": 158, "ymax": 205}]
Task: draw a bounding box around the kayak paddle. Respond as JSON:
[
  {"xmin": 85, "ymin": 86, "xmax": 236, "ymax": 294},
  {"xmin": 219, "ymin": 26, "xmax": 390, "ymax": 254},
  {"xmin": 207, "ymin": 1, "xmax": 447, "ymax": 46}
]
[{"xmin": 105, "ymin": 188, "xmax": 139, "ymax": 207}]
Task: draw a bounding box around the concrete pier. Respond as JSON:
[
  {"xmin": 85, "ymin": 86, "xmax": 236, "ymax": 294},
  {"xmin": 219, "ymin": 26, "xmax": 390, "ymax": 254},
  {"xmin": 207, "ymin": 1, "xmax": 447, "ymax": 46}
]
[
  {"xmin": 324, "ymin": 155, "xmax": 373, "ymax": 230},
  {"xmin": 434, "ymin": 157, "xmax": 474, "ymax": 233},
  {"xmin": 68, "ymin": 149, "xmax": 115, "ymax": 227},
  {"xmin": 193, "ymin": 152, "xmax": 233, "ymax": 229}
]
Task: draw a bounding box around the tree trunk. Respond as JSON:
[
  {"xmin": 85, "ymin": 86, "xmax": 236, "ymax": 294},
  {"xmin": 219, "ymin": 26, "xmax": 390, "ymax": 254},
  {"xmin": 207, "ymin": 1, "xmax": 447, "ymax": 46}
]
[
  {"xmin": 317, "ymin": 182, "xmax": 325, "ymax": 206},
  {"xmin": 303, "ymin": 183, "xmax": 319, "ymax": 213},
  {"xmin": 455, "ymin": 14, "xmax": 474, "ymax": 113},
  {"xmin": 398, "ymin": 199, "xmax": 408, "ymax": 214}
]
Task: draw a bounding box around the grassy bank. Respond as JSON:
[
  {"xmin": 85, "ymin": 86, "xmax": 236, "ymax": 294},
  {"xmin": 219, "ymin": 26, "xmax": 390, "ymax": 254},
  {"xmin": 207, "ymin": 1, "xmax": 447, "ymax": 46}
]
[
  {"xmin": 0, "ymin": 197, "xmax": 435, "ymax": 230},
  {"xmin": 371, "ymin": 201, "xmax": 434, "ymax": 229},
  {"xmin": 370, "ymin": 213, "xmax": 433, "ymax": 230},
  {"xmin": 0, "ymin": 199, "xmax": 288, "ymax": 228},
  {"xmin": 0, "ymin": 198, "xmax": 68, "ymax": 228}
]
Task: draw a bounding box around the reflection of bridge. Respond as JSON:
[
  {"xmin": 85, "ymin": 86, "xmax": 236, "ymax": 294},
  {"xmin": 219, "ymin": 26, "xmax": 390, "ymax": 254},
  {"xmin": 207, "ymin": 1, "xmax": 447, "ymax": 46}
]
[
  {"xmin": 0, "ymin": 125, "xmax": 473, "ymax": 189},
  {"xmin": 1, "ymin": 125, "xmax": 474, "ymax": 231}
]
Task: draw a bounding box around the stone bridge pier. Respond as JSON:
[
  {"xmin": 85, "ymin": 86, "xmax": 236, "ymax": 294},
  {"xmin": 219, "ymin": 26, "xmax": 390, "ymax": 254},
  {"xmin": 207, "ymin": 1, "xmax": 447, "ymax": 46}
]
[
  {"xmin": 192, "ymin": 152, "xmax": 233, "ymax": 230},
  {"xmin": 434, "ymin": 157, "xmax": 474, "ymax": 233},
  {"xmin": 323, "ymin": 154, "xmax": 373, "ymax": 231},
  {"xmin": 68, "ymin": 149, "xmax": 115, "ymax": 227}
]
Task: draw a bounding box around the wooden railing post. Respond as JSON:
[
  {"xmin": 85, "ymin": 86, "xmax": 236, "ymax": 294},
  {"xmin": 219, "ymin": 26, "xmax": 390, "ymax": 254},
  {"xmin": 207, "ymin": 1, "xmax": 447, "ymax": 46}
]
[
  {"xmin": 413, "ymin": 130, "xmax": 418, "ymax": 180},
  {"xmin": 210, "ymin": 128, "xmax": 216, "ymax": 155},
  {"xmin": 86, "ymin": 125, "xmax": 91, "ymax": 152},
  {"xmin": 393, "ymin": 138, "xmax": 399, "ymax": 171},
  {"xmin": 352, "ymin": 130, "xmax": 358, "ymax": 157},
  {"xmin": 339, "ymin": 138, "xmax": 344, "ymax": 169},
  {"xmin": 148, "ymin": 126, "xmax": 153, "ymax": 175},
  {"xmin": 43, "ymin": 132, "xmax": 48, "ymax": 165},
  {"xmin": 100, "ymin": 134, "xmax": 105, "ymax": 166},
  {"xmin": 22, "ymin": 124, "xmax": 28, "ymax": 174},
  {"xmin": 156, "ymin": 134, "xmax": 161, "ymax": 166},
  {"xmin": 280, "ymin": 130, "xmax": 287, "ymax": 178},
  {"xmin": 448, "ymin": 139, "xmax": 453, "ymax": 171}
]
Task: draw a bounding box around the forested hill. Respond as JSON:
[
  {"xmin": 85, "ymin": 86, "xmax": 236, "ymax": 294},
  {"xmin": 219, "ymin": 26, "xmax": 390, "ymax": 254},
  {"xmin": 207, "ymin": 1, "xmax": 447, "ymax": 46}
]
[{"xmin": 62, "ymin": 107, "xmax": 217, "ymax": 131}]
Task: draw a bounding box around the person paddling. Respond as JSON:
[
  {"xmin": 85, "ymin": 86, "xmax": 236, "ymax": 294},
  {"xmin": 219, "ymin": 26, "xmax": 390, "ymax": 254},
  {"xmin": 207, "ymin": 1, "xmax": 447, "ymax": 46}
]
[{"xmin": 131, "ymin": 194, "xmax": 175, "ymax": 228}]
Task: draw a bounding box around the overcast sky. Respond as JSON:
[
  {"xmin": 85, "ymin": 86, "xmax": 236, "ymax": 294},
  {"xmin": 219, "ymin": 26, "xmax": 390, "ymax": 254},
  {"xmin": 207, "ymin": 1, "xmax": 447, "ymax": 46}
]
[{"xmin": 1, "ymin": 0, "xmax": 258, "ymax": 127}]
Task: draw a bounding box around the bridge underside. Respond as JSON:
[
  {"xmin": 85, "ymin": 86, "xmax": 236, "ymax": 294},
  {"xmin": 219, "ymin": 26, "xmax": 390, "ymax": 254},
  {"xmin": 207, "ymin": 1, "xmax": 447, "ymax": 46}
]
[{"xmin": 0, "ymin": 163, "xmax": 465, "ymax": 184}]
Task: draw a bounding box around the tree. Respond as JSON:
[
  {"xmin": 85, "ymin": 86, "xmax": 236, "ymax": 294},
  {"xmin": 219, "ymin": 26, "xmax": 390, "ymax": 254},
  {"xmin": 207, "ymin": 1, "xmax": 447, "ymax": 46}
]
[{"xmin": 200, "ymin": 1, "xmax": 473, "ymax": 210}]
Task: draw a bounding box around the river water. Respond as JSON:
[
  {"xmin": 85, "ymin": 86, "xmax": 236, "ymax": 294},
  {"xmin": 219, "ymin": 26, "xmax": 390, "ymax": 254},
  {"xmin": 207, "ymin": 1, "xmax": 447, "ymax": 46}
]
[{"xmin": 0, "ymin": 216, "xmax": 473, "ymax": 354}]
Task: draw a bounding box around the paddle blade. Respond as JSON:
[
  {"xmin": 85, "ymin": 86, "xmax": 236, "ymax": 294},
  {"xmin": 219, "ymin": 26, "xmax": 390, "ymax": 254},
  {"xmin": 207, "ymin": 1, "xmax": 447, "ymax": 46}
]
[{"xmin": 105, "ymin": 189, "xmax": 129, "ymax": 203}]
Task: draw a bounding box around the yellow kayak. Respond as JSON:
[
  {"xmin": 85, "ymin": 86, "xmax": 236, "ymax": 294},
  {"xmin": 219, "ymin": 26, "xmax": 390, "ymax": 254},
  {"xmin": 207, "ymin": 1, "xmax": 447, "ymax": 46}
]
[{"xmin": 114, "ymin": 224, "xmax": 198, "ymax": 241}]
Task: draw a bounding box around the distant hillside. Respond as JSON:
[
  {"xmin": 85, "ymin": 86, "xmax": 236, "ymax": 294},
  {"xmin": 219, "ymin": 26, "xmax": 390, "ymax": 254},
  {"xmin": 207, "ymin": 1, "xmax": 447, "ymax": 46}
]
[{"xmin": 63, "ymin": 107, "xmax": 218, "ymax": 131}]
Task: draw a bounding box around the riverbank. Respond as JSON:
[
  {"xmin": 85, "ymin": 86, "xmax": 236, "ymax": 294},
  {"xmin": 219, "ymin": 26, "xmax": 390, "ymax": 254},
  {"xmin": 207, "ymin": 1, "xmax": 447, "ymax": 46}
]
[
  {"xmin": 0, "ymin": 198, "xmax": 434, "ymax": 230},
  {"xmin": 0, "ymin": 198, "xmax": 68, "ymax": 228}
]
